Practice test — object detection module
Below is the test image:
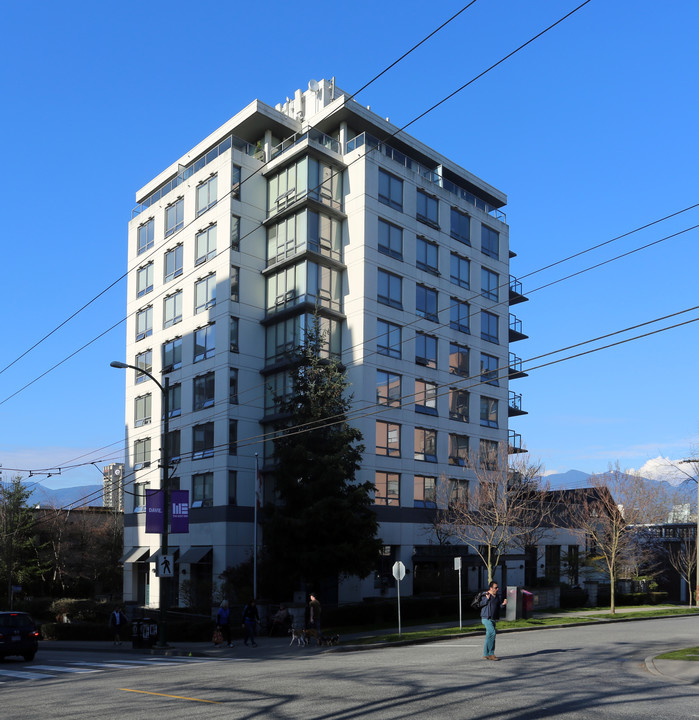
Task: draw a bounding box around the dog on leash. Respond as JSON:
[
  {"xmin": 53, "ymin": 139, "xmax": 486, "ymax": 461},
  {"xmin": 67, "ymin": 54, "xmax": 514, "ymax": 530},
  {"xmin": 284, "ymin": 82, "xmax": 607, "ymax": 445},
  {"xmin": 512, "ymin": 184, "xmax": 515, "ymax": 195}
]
[
  {"xmin": 289, "ymin": 627, "xmax": 307, "ymax": 646},
  {"xmin": 319, "ymin": 634, "xmax": 340, "ymax": 646}
]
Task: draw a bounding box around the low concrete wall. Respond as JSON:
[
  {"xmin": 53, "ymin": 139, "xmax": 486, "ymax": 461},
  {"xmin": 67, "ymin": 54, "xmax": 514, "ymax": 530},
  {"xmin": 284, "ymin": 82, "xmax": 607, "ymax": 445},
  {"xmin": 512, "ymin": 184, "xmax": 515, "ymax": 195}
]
[{"xmin": 530, "ymin": 586, "xmax": 560, "ymax": 609}]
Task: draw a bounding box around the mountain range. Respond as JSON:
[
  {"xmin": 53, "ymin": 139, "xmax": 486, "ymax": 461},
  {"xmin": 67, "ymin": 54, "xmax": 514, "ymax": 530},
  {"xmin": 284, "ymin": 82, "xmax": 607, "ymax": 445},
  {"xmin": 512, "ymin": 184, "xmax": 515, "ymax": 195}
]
[{"xmin": 24, "ymin": 483, "xmax": 103, "ymax": 508}]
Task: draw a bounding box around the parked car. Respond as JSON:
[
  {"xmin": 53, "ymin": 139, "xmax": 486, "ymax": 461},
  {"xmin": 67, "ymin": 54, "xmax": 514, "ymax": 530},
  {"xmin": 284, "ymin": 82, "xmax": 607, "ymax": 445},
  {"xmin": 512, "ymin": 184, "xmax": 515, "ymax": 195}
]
[{"xmin": 0, "ymin": 612, "xmax": 39, "ymax": 661}]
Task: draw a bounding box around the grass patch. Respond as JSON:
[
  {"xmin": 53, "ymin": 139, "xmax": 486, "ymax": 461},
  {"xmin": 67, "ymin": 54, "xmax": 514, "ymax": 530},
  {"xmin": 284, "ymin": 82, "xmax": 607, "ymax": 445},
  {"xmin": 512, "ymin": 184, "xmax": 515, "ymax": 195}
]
[
  {"xmin": 586, "ymin": 608, "xmax": 699, "ymax": 621},
  {"xmin": 656, "ymin": 646, "xmax": 699, "ymax": 661}
]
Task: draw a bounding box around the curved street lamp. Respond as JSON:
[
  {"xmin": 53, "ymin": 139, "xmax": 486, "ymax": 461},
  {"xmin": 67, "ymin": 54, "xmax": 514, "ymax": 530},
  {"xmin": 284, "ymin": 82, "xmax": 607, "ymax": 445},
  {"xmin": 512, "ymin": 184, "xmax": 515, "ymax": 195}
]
[{"xmin": 111, "ymin": 360, "xmax": 171, "ymax": 646}]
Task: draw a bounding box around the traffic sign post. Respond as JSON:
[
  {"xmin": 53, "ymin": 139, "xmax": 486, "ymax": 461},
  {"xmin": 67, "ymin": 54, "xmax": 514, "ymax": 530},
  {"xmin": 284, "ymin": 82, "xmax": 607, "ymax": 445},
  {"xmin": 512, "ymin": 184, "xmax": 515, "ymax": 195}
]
[
  {"xmin": 392, "ymin": 561, "xmax": 406, "ymax": 637},
  {"xmin": 454, "ymin": 557, "xmax": 462, "ymax": 629}
]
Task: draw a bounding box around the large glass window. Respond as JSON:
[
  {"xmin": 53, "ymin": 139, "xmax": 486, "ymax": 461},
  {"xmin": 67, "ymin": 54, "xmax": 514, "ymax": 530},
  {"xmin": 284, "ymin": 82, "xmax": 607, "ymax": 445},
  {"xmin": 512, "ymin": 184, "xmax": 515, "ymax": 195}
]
[
  {"xmin": 164, "ymin": 244, "xmax": 183, "ymax": 283},
  {"xmin": 134, "ymin": 437, "xmax": 151, "ymax": 469},
  {"xmin": 137, "ymin": 218, "xmax": 154, "ymax": 254},
  {"xmin": 308, "ymin": 210, "xmax": 342, "ymax": 261},
  {"xmin": 193, "ymin": 372, "xmax": 215, "ymax": 411},
  {"xmin": 376, "ymin": 369, "xmax": 401, "ymax": 406},
  {"xmin": 231, "ymin": 266, "xmax": 239, "ymax": 302},
  {"xmin": 416, "ymin": 237, "xmax": 439, "ymax": 274},
  {"xmin": 135, "ymin": 350, "xmax": 152, "ymax": 384},
  {"xmin": 231, "ymin": 214, "xmax": 240, "ymax": 251},
  {"xmin": 165, "ymin": 199, "xmax": 183, "ymax": 237},
  {"xmin": 414, "ymin": 427, "xmax": 437, "ymax": 462},
  {"xmin": 449, "ymin": 342, "xmax": 469, "ymax": 377},
  {"xmin": 481, "ymin": 268, "xmax": 499, "ymax": 301},
  {"xmin": 450, "ymin": 253, "xmax": 470, "ymax": 289},
  {"xmin": 376, "ymin": 421, "xmax": 401, "ymax": 457},
  {"xmin": 415, "ymin": 332, "xmax": 437, "ymax": 369},
  {"xmin": 450, "ymin": 298, "xmax": 470, "ymax": 334},
  {"xmin": 195, "ymin": 225, "xmax": 217, "ymax": 265},
  {"xmin": 449, "ymin": 388, "xmax": 469, "ymax": 422},
  {"xmin": 374, "ymin": 471, "xmax": 400, "ymax": 506},
  {"xmin": 196, "ymin": 174, "xmax": 218, "ymax": 216},
  {"xmin": 192, "ymin": 472, "xmax": 213, "ymax": 507},
  {"xmin": 480, "ymin": 396, "xmax": 498, "ymax": 428},
  {"xmin": 481, "ymin": 353, "xmax": 499, "ymax": 385},
  {"xmin": 266, "ymin": 261, "xmax": 341, "ymax": 313},
  {"xmin": 166, "ymin": 430, "xmax": 181, "ymax": 462},
  {"xmin": 378, "ymin": 169, "xmax": 402, "ymax": 211},
  {"xmin": 265, "ymin": 314, "xmax": 340, "ymax": 364},
  {"xmin": 480, "ymin": 439, "xmax": 499, "ymax": 470},
  {"xmin": 414, "ymin": 475, "xmax": 437, "ymax": 508},
  {"xmin": 449, "ymin": 434, "xmax": 469, "ymax": 465},
  {"xmin": 168, "ymin": 382, "xmax": 181, "ymax": 418},
  {"xmin": 415, "ymin": 379, "xmax": 438, "ymax": 415},
  {"xmin": 192, "ymin": 422, "xmax": 214, "ymax": 459},
  {"xmin": 195, "ymin": 273, "xmax": 216, "ymax": 313},
  {"xmin": 136, "ymin": 306, "xmax": 152, "ymax": 341},
  {"xmin": 481, "ymin": 225, "xmax": 499, "ymax": 259},
  {"xmin": 416, "ymin": 189, "xmax": 439, "ymax": 227},
  {"xmin": 416, "ymin": 284, "xmax": 438, "ymax": 322},
  {"xmin": 377, "ymin": 319, "xmax": 401, "ymax": 359},
  {"xmin": 229, "ymin": 368, "xmax": 238, "ymax": 404},
  {"xmin": 267, "ymin": 156, "xmax": 341, "ymax": 214},
  {"xmin": 378, "ymin": 269, "xmax": 402, "ymax": 309},
  {"xmin": 194, "ymin": 323, "xmax": 215, "ymax": 362},
  {"xmin": 481, "ymin": 310, "xmax": 499, "ymax": 343},
  {"xmin": 162, "ymin": 337, "xmax": 182, "ymax": 372},
  {"xmin": 450, "ymin": 208, "xmax": 470, "ymax": 245},
  {"xmin": 232, "ymin": 165, "xmax": 241, "ymax": 199},
  {"xmin": 134, "ymin": 394, "xmax": 151, "ymax": 428},
  {"xmin": 137, "ymin": 263, "xmax": 154, "ymax": 297},
  {"xmin": 449, "ymin": 478, "xmax": 469, "ymax": 505},
  {"xmin": 378, "ymin": 219, "xmax": 402, "ymax": 260},
  {"xmin": 163, "ymin": 291, "xmax": 182, "ymax": 328},
  {"xmin": 230, "ymin": 316, "xmax": 239, "ymax": 353}
]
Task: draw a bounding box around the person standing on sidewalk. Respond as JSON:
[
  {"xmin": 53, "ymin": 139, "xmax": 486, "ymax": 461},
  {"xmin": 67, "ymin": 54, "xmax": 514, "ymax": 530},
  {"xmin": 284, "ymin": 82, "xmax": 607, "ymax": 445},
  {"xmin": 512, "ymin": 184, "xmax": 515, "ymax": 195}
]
[
  {"xmin": 479, "ymin": 581, "xmax": 507, "ymax": 660},
  {"xmin": 308, "ymin": 593, "xmax": 321, "ymax": 643},
  {"xmin": 217, "ymin": 600, "xmax": 233, "ymax": 648},
  {"xmin": 242, "ymin": 599, "xmax": 259, "ymax": 647},
  {"xmin": 109, "ymin": 606, "xmax": 129, "ymax": 646}
]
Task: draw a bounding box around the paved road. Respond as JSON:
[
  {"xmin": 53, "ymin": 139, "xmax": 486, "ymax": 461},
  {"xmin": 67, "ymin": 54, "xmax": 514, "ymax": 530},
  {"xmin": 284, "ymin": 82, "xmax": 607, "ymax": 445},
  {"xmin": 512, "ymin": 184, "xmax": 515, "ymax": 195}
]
[{"xmin": 2, "ymin": 616, "xmax": 697, "ymax": 719}]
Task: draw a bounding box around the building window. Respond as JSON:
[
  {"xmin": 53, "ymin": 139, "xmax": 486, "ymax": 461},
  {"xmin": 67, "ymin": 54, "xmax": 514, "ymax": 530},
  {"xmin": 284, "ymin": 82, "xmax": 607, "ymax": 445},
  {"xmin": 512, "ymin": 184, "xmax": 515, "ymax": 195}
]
[
  {"xmin": 480, "ymin": 396, "xmax": 498, "ymax": 428},
  {"xmin": 378, "ymin": 269, "xmax": 402, "ymax": 309},
  {"xmin": 193, "ymin": 372, "xmax": 215, "ymax": 411},
  {"xmin": 231, "ymin": 214, "xmax": 241, "ymax": 251},
  {"xmin": 449, "ymin": 478, "xmax": 469, "ymax": 506},
  {"xmin": 378, "ymin": 169, "xmax": 403, "ymax": 211},
  {"xmin": 481, "ymin": 268, "xmax": 499, "ymax": 301},
  {"xmin": 450, "ymin": 299, "xmax": 470, "ymax": 334},
  {"xmin": 137, "ymin": 263, "xmax": 154, "ymax": 297},
  {"xmin": 136, "ymin": 306, "xmax": 152, "ymax": 341},
  {"xmin": 135, "ymin": 350, "xmax": 152, "ymax": 384},
  {"xmin": 449, "ymin": 388, "xmax": 469, "ymax": 422},
  {"xmin": 230, "ymin": 316, "xmax": 239, "ymax": 353},
  {"xmin": 414, "ymin": 475, "xmax": 437, "ymax": 508},
  {"xmin": 231, "ymin": 266, "xmax": 240, "ymax": 302},
  {"xmin": 378, "ymin": 219, "xmax": 403, "ymax": 260},
  {"xmin": 450, "ymin": 253, "xmax": 470, "ymax": 289},
  {"xmin": 164, "ymin": 244, "xmax": 183, "ymax": 283},
  {"xmin": 376, "ymin": 421, "xmax": 401, "ymax": 457},
  {"xmin": 195, "ymin": 225, "xmax": 217, "ymax": 265},
  {"xmin": 168, "ymin": 382, "xmax": 181, "ymax": 418},
  {"xmin": 450, "ymin": 208, "xmax": 470, "ymax": 245},
  {"xmin": 194, "ymin": 323, "xmax": 215, "ymax": 362},
  {"xmin": 481, "ymin": 353, "xmax": 499, "ymax": 386},
  {"xmin": 416, "ymin": 189, "xmax": 439, "ymax": 227},
  {"xmin": 479, "ymin": 439, "xmax": 498, "ymax": 469},
  {"xmin": 415, "ymin": 379, "xmax": 438, "ymax": 415},
  {"xmin": 449, "ymin": 434, "xmax": 469, "ymax": 465},
  {"xmin": 165, "ymin": 199, "xmax": 183, "ymax": 237},
  {"xmin": 376, "ymin": 370, "xmax": 401, "ymax": 407},
  {"xmin": 449, "ymin": 342, "xmax": 469, "ymax": 377},
  {"xmin": 166, "ymin": 429, "xmax": 181, "ymax": 462},
  {"xmin": 229, "ymin": 368, "xmax": 238, "ymax": 404},
  {"xmin": 137, "ymin": 218, "xmax": 154, "ymax": 254},
  {"xmin": 162, "ymin": 337, "xmax": 182, "ymax": 372},
  {"xmin": 374, "ymin": 471, "xmax": 400, "ymax": 506},
  {"xmin": 377, "ymin": 319, "xmax": 401, "ymax": 359},
  {"xmin": 481, "ymin": 310, "xmax": 499, "ymax": 343},
  {"xmin": 192, "ymin": 422, "xmax": 214, "ymax": 459},
  {"xmin": 414, "ymin": 427, "xmax": 437, "ymax": 462},
  {"xmin": 416, "ymin": 284, "xmax": 438, "ymax": 322},
  {"xmin": 416, "ymin": 237, "xmax": 439, "ymax": 274},
  {"xmin": 134, "ymin": 437, "xmax": 151, "ymax": 470},
  {"xmin": 134, "ymin": 394, "xmax": 151, "ymax": 427},
  {"xmin": 232, "ymin": 165, "xmax": 241, "ymax": 199},
  {"xmin": 163, "ymin": 291, "xmax": 183, "ymax": 328},
  {"xmin": 228, "ymin": 471, "xmax": 237, "ymax": 506},
  {"xmin": 229, "ymin": 419, "xmax": 237, "ymax": 455},
  {"xmin": 195, "ymin": 273, "xmax": 216, "ymax": 313},
  {"xmin": 134, "ymin": 482, "xmax": 149, "ymax": 511},
  {"xmin": 415, "ymin": 332, "xmax": 437, "ymax": 369},
  {"xmin": 196, "ymin": 174, "xmax": 218, "ymax": 216},
  {"xmin": 192, "ymin": 472, "xmax": 213, "ymax": 507},
  {"xmin": 481, "ymin": 225, "xmax": 499, "ymax": 259}
]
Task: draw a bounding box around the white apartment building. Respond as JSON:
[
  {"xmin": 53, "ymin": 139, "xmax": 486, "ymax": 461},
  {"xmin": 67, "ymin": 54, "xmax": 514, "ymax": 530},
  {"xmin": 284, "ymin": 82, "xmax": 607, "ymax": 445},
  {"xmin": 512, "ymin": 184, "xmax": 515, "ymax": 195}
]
[{"xmin": 120, "ymin": 78, "xmax": 527, "ymax": 607}]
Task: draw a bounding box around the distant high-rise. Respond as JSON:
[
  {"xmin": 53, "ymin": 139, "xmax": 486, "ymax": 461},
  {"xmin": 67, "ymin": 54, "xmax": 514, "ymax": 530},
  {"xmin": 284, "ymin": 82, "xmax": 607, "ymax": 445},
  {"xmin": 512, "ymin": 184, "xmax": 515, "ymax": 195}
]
[
  {"xmin": 118, "ymin": 79, "xmax": 527, "ymax": 607},
  {"xmin": 103, "ymin": 463, "xmax": 124, "ymax": 512}
]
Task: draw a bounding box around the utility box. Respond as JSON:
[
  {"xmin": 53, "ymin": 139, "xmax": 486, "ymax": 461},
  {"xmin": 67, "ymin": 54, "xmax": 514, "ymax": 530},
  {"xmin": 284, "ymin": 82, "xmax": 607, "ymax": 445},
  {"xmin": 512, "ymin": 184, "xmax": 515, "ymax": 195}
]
[{"xmin": 506, "ymin": 586, "xmax": 524, "ymax": 621}]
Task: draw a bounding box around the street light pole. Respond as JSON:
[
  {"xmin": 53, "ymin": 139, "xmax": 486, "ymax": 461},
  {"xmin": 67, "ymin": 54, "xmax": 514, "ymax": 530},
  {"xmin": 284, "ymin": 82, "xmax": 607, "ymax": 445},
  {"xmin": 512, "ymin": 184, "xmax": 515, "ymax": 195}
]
[
  {"xmin": 679, "ymin": 459, "xmax": 699, "ymax": 607},
  {"xmin": 111, "ymin": 361, "xmax": 170, "ymax": 646}
]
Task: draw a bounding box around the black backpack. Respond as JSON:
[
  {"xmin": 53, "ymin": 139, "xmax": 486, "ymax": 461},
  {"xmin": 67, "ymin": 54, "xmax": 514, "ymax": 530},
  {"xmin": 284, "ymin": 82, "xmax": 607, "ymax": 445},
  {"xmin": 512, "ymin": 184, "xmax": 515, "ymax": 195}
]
[{"xmin": 470, "ymin": 591, "xmax": 485, "ymax": 610}]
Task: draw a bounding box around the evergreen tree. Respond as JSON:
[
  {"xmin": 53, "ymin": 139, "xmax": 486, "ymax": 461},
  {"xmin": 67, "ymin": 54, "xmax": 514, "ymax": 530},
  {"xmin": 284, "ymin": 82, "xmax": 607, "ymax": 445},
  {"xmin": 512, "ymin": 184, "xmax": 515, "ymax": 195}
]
[{"xmin": 262, "ymin": 321, "xmax": 381, "ymax": 595}]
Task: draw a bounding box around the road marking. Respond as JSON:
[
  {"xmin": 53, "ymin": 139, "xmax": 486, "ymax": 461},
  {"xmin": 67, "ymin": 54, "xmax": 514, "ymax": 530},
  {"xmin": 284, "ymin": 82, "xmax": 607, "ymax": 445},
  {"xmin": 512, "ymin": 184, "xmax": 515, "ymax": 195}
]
[
  {"xmin": 30, "ymin": 665, "xmax": 99, "ymax": 673},
  {"xmin": 0, "ymin": 669, "xmax": 56, "ymax": 680},
  {"xmin": 69, "ymin": 661, "xmax": 145, "ymax": 668},
  {"xmin": 120, "ymin": 688, "xmax": 222, "ymax": 704}
]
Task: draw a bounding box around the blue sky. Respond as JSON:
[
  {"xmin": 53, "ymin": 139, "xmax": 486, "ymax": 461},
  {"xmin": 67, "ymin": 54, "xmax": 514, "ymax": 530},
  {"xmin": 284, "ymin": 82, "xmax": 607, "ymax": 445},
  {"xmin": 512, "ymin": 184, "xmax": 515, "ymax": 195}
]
[{"xmin": 1, "ymin": 0, "xmax": 697, "ymax": 489}]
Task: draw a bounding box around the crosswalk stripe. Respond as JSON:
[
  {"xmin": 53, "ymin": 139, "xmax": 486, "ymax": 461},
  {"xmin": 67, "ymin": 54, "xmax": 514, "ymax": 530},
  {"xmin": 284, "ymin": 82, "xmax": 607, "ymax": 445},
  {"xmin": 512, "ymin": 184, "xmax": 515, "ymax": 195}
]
[
  {"xmin": 30, "ymin": 665, "xmax": 99, "ymax": 673},
  {"xmin": 68, "ymin": 662, "xmax": 140, "ymax": 668},
  {"xmin": 0, "ymin": 669, "xmax": 56, "ymax": 680}
]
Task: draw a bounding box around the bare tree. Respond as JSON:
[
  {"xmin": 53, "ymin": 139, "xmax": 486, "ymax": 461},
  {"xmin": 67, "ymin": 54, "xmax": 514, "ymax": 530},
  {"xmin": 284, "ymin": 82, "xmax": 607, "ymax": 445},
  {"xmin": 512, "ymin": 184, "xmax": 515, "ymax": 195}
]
[
  {"xmin": 666, "ymin": 536, "xmax": 697, "ymax": 606},
  {"xmin": 434, "ymin": 444, "xmax": 551, "ymax": 582},
  {"xmin": 565, "ymin": 467, "xmax": 671, "ymax": 614}
]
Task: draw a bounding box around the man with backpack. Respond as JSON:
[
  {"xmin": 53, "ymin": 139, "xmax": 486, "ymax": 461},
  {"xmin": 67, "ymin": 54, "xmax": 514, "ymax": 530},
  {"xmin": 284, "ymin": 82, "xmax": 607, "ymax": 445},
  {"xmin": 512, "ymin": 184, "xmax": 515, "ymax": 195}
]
[{"xmin": 476, "ymin": 581, "xmax": 507, "ymax": 660}]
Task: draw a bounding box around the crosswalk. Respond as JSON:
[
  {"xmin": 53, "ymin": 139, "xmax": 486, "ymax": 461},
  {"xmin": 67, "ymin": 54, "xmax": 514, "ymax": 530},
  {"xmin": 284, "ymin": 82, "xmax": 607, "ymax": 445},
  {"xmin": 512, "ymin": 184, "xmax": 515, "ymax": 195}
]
[{"xmin": 0, "ymin": 656, "xmax": 222, "ymax": 684}]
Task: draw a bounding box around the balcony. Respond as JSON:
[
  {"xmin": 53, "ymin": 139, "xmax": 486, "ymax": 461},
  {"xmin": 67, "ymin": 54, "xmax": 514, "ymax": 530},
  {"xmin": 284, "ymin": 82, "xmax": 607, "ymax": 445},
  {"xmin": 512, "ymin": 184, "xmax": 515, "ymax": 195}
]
[
  {"xmin": 271, "ymin": 127, "xmax": 342, "ymax": 159},
  {"xmin": 508, "ymin": 430, "xmax": 526, "ymax": 454},
  {"xmin": 508, "ymin": 352, "xmax": 528, "ymax": 380},
  {"xmin": 509, "ymin": 314, "xmax": 528, "ymax": 343},
  {"xmin": 508, "ymin": 391, "xmax": 527, "ymax": 417},
  {"xmin": 509, "ymin": 275, "xmax": 528, "ymax": 306}
]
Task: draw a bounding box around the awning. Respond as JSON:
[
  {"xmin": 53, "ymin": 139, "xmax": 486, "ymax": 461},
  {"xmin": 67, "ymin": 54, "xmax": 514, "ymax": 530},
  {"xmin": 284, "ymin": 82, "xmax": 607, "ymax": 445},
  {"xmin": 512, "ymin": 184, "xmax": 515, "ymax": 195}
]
[
  {"xmin": 121, "ymin": 547, "xmax": 149, "ymax": 564},
  {"xmin": 147, "ymin": 548, "xmax": 179, "ymax": 563},
  {"xmin": 179, "ymin": 546, "xmax": 213, "ymax": 564}
]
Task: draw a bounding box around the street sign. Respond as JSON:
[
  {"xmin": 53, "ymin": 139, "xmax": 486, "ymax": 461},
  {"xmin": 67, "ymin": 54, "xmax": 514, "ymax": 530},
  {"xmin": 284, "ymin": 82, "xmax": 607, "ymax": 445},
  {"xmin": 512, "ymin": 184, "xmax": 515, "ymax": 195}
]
[
  {"xmin": 453, "ymin": 557, "xmax": 462, "ymax": 571},
  {"xmin": 392, "ymin": 561, "xmax": 406, "ymax": 581},
  {"xmin": 157, "ymin": 555, "xmax": 174, "ymax": 577}
]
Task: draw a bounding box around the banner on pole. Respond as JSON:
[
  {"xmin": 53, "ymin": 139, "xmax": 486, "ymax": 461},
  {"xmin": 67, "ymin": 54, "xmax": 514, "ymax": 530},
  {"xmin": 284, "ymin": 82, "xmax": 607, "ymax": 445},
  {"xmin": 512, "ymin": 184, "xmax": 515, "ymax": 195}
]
[
  {"xmin": 171, "ymin": 490, "xmax": 189, "ymax": 533},
  {"xmin": 145, "ymin": 489, "xmax": 164, "ymax": 533}
]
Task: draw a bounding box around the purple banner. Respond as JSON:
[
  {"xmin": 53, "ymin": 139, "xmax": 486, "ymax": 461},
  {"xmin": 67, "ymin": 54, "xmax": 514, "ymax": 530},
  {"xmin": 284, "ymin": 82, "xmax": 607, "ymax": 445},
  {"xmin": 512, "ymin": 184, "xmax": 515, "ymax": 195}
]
[
  {"xmin": 145, "ymin": 489, "xmax": 164, "ymax": 533},
  {"xmin": 171, "ymin": 490, "xmax": 189, "ymax": 533}
]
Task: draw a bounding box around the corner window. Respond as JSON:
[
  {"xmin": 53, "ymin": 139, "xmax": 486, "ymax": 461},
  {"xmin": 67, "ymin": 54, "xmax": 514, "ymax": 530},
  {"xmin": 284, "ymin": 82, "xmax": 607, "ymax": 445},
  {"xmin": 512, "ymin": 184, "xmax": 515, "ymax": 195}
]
[
  {"xmin": 228, "ymin": 471, "xmax": 237, "ymax": 506},
  {"xmin": 196, "ymin": 174, "xmax": 218, "ymax": 216},
  {"xmin": 137, "ymin": 218, "xmax": 154, "ymax": 254},
  {"xmin": 230, "ymin": 316, "xmax": 239, "ymax": 353},
  {"xmin": 416, "ymin": 189, "xmax": 439, "ymax": 227},
  {"xmin": 165, "ymin": 198, "xmax": 184, "ymax": 237},
  {"xmin": 378, "ymin": 219, "xmax": 402, "ymax": 260},
  {"xmin": 231, "ymin": 214, "xmax": 241, "ymax": 251},
  {"xmin": 378, "ymin": 169, "xmax": 402, "ymax": 211},
  {"xmin": 232, "ymin": 165, "xmax": 241, "ymax": 199},
  {"xmin": 229, "ymin": 419, "xmax": 237, "ymax": 456},
  {"xmin": 229, "ymin": 368, "xmax": 238, "ymax": 404},
  {"xmin": 231, "ymin": 266, "xmax": 239, "ymax": 302}
]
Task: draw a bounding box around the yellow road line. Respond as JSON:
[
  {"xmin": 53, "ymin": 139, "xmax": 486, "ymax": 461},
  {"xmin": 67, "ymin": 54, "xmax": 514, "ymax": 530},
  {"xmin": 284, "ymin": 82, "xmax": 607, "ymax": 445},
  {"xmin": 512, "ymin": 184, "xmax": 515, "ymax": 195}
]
[{"xmin": 120, "ymin": 688, "xmax": 222, "ymax": 704}]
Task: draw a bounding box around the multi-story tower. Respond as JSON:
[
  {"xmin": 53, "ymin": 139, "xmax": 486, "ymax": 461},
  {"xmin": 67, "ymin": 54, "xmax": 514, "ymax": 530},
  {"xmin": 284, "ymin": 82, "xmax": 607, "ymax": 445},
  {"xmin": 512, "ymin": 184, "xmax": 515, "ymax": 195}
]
[
  {"xmin": 103, "ymin": 463, "xmax": 125, "ymax": 512},
  {"xmin": 120, "ymin": 79, "xmax": 527, "ymax": 607}
]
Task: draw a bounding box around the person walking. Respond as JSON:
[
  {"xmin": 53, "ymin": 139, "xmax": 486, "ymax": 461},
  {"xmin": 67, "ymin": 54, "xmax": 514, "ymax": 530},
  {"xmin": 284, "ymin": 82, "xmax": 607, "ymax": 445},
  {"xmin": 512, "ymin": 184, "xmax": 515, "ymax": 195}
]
[
  {"xmin": 479, "ymin": 581, "xmax": 507, "ymax": 660},
  {"xmin": 308, "ymin": 593, "xmax": 321, "ymax": 644},
  {"xmin": 217, "ymin": 600, "xmax": 233, "ymax": 648},
  {"xmin": 109, "ymin": 606, "xmax": 128, "ymax": 646},
  {"xmin": 242, "ymin": 599, "xmax": 259, "ymax": 647}
]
